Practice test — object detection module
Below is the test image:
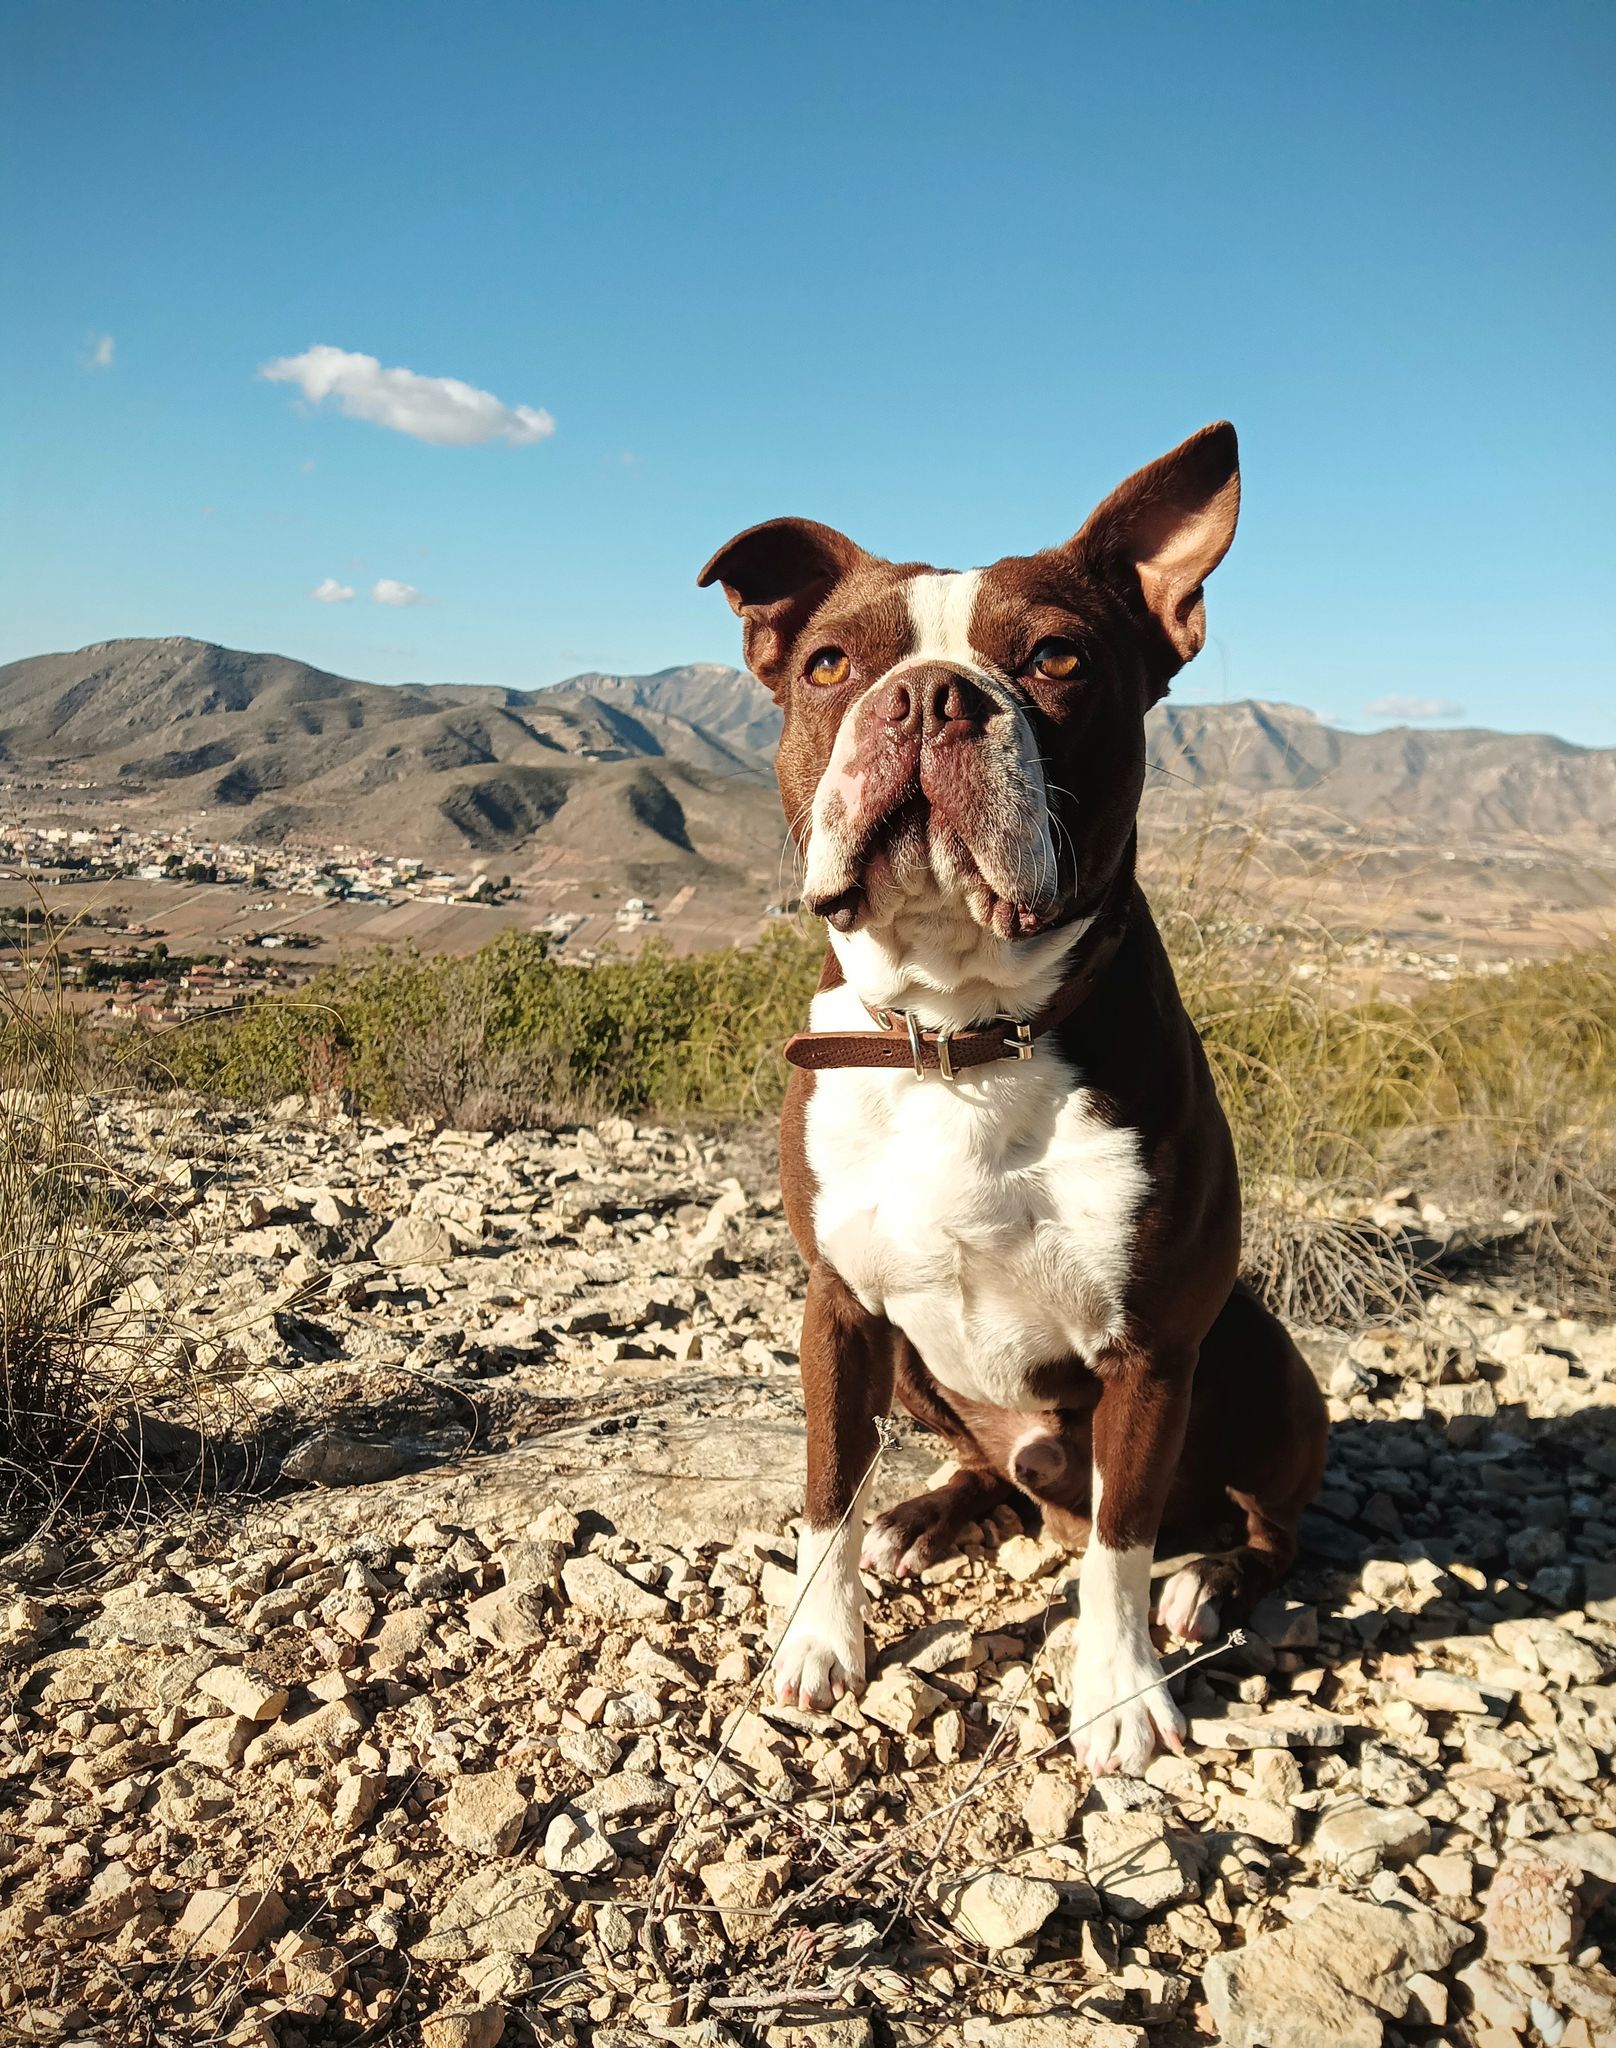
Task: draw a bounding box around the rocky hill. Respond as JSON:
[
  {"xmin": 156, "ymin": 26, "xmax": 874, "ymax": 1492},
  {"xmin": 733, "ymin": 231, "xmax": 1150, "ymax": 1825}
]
[
  {"xmin": 3, "ymin": 640, "xmax": 1614, "ymax": 879},
  {"xmin": 2, "ymin": 1097, "xmax": 1614, "ymax": 2044},
  {"xmin": 1147, "ymin": 703, "xmax": 1616, "ymax": 840},
  {"xmin": 0, "ymin": 640, "xmax": 782, "ymax": 885}
]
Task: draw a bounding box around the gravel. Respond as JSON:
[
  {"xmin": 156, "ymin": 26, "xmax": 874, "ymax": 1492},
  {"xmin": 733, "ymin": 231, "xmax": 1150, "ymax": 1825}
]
[{"xmin": 1, "ymin": 1099, "xmax": 1613, "ymax": 2045}]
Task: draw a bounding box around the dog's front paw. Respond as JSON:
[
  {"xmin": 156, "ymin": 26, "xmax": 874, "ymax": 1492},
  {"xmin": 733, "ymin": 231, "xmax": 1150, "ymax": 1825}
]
[
  {"xmin": 1069, "ymin": 1642, "xmax": 1185, "ymax": 1777},
  {"xmin": 772, "ymin": 1621, "xmax": 864, "ymax": 1711}
]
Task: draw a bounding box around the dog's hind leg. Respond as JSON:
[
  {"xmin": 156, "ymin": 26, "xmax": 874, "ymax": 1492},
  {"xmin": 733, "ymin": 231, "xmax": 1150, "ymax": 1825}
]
[
  {"xmin": 861, "ymin": 1465, "xmax": 1011, "ymax": 1578},
  {"xmin": 1155, "ymin": 1485, "xmax": 1308, "ymax": 1642}
]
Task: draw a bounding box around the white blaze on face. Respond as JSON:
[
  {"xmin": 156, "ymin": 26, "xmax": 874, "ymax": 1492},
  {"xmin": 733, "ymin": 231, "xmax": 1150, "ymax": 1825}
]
[
  {"xmin": 901, "ymin": 569, "xmax": 985, "ymax": 671},
  {"xmin": 802, "ymin": 567, "xmax": 1057, "ymax": 932}
]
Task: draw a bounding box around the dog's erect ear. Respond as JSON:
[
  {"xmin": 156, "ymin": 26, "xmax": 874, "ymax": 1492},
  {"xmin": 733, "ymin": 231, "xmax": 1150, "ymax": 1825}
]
[
  {"xmin": 698, "ymin": 517, "xmax": 866, "ymax": 685},
  {"xmin": 1067, "ymin": 422, "xmax": 1240, "ymax": 672}
]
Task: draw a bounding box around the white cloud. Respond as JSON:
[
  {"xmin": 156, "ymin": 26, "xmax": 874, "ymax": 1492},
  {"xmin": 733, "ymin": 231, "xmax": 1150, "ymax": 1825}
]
[
  {"xmin": 82, "ymin": 332, "xmax": 115, "ymax": 370},
  {"xmin": 259, "ymin": 344, "xmax": 554, "ymax": 447},
  {"xmin": 371, "ymin": 578, "xmax": 427, "ymax": 606},
  {"xmin": 1364, "ymin": 694, "xmax": 1464, "ymax": 723},
  {"xmin": 311, "ymin": 577, "xmax": 356, "ymax": 603}
]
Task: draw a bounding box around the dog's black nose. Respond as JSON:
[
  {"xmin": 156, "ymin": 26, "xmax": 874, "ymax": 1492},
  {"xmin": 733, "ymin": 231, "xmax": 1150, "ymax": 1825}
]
[{"xmin": 876, "ymin": 663, "xmax": 988, "ymax": 739}]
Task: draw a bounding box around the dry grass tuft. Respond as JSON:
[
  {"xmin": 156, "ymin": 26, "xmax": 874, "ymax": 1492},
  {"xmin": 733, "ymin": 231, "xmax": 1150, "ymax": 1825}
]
[
  {"xmin": 1155, "ymin": 812, "xmax": 1616, "ymax": 1324},
  {"xmin": 1238, "ymin": 1202, "xmax": 1427, "ymax": 1329},
  {"xmin": 0, "ymin": 920, "xmax": 239, "ymax": 1544}
]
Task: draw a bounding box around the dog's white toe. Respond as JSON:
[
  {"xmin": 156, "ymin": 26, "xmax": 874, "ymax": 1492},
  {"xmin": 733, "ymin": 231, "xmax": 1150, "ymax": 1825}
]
[
  {"xmin": 1154, "ymin": 1564, "xmax": 1221, "ymax": 1644},
  {"xmin": 772, "ymin": 1626, "xmax": 862, "ymax": 1712},
  {"xmin": 1069, "ymin": 1645, "xmax": 1185, "ymax": 1777},
  {"xmin": 858, "ymin": 1517, "xmax": 919, "ymax": 1578}
]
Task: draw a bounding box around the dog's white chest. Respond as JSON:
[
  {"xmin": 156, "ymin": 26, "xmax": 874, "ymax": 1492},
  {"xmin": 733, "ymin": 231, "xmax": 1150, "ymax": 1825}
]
[{"xmin": 803, "ymin": 984, "xmax": 1147, "ymax": 1408}]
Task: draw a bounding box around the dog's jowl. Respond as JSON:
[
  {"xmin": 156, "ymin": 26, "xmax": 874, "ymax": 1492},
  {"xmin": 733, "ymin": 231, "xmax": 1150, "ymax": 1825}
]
[{"xmin": 700, "ymin": 423, "xmax": 1328, "ymax": 1775}]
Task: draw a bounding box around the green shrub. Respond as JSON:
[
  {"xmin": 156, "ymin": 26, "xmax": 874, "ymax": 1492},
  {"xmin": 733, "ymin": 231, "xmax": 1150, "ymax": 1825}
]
[
  {"xmin": 146, "ymin": 896, "xmax": 1616, "ymax": 1315},
  {"xmin": 160, "ymin": 925, "xmax": 826, "ymax": 1124}
]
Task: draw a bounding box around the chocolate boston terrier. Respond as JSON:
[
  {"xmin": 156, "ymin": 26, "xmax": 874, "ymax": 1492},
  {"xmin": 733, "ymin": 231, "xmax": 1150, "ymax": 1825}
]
[{"xmin": 699, "ymin": 424, "xmax": 1327, "ymax": 1774}]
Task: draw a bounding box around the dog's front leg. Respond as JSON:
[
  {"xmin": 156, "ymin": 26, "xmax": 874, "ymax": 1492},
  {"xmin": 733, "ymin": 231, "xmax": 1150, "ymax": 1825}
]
[
  {"xmin": 1070, "ymin": 1350, "xmax": 1192, "ymax": 1776},
  {"xmin": 772, "ymin": 1260, "xmax": 894, "ymax": 1711}
]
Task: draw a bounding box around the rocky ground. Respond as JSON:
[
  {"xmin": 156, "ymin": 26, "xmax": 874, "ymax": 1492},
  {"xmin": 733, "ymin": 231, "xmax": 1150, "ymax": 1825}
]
[{"xmin": 1, "ymin": 1098, "xmax": 1614, "ymax": 2048}]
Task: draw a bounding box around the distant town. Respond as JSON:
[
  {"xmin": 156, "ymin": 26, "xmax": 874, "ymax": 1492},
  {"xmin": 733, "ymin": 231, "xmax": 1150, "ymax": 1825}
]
[{"xmin": 0, "ymin": 814, "xmax": 673, "ymax": 1027}]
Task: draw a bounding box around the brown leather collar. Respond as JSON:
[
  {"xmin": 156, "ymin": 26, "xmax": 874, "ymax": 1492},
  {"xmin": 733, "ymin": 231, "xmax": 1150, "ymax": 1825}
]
[{"xmin": 784, "ymin": 893, "xmax": 1130, "ymax": 1080}]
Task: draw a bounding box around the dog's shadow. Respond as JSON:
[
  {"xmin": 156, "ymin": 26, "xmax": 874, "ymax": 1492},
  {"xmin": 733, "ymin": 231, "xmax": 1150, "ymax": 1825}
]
[{"xmin": 997, "ymin": 1401, "xmax": 1613, "ymax": 1704}]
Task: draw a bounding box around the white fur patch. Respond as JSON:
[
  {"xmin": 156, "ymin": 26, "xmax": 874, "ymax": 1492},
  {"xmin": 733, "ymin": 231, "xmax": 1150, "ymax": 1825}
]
[
  {"xmin": 1155, "ymin": 1562, "xmax": 1221, "ymax": 1643},
  {"xmin": 772, "ymin": 1466, "xmax": 877, "ymax": 1710},
  {"xmin": 901, "ymin": 569, "xmax": 986, "ymax": 672},
  {"xmin": 1070, "ymin": 1468, "xmax": 1184, "ymax": 1774},
  {"xmin": 805, "ymin": 947, "xmax": 1147, "ymax": 1410}
]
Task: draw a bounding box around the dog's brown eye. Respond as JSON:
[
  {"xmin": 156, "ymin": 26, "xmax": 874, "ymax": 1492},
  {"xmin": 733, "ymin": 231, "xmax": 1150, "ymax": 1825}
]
[
  {"xmin": 1031, "ymin": 638, "xmax": 1082, "ymax": 682},
  {"xmin": 806, "ymin": 647, "xmax": 851, "ymax": 688}
]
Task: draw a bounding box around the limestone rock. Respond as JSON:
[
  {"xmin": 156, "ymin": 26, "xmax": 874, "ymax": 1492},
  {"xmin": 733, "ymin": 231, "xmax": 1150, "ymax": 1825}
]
[
  {"xmin": 420, "ymin": 2008, "xmax": 504, "ymax": 2048},
  {"xmin": 1313, "ymin": 1798, "xmax": 1432, "ymax": 1879},
  {"xmin": 877, "ymin": 1617, "xmax": 975, "ymax": 1674},
  {"xmin": 177, "ymin": 1716, "xmax": 254, "ymax": 1770},
  {"xmin": 560, "ymin": 1554, "xmax": 672, "ymax": 1623},
  {"xmin": 1187, "ymin": 1704, "xmax": 1348, "ymax": 1749},
  {"xmin": 1216, "ymin": 1792, "xmax": 1303, "ymax": 1848},
  {"xmin": 1536, "ymin": 1829, "xmax": 1616, "ymax": 1886},
  {"xmin": 243, "ymin": 1697, "xmax": 365, "ymax": 1769},
  {"xmin": 1203, "ymin": 1895, "xmax": 1468, "ymax": 2048},
  {"xmin": 60, "ymin": 1861, "xmax": 154, "ymax": 1939},
  {"xmin": 934, "ymin": 1707, "xmax": 967, "ymax": 1763},
  {"xmin": 197, "ymin": 1664, "xmax": 290, "ymax": 1722},
  {"xmin": 176, "ymin": 1886, "xmax": 288, "ymax": 1957},
  {"xmin": 460, "ymin": 1954, "xmax": 532, "ymax": 2001},
  {"xmin": 441, "ymin": 1768, "xmax": 527, "ymax": 1857},
  {"xmin": 764, "ymin": 2018, "xmax": 875, "ymax": 2048},
  {"xmin": 414, "ymin": 1866, "xmax": 567, "ymax": 1961},
  {"xmin": 543, "ymin": 1807, "xmax": 619, "ymax": 1876},
  {"xmin": 465, "ymin": 1583, "xmax": 548, "ymax": 1652},
  {"xmin": 1081, "ymin": 1811, "xmax": 1196, "ymax": 1921},
  {"xmin": 997, "ymin": 1534, "xmax": 1063, "ymax": 1581},
  {"xmin": 947, "ymin": 1869, "xmax": 1062, "ymax": 1950},
  {"xmin": 1492, "ymin": 1616, "xmax": 1611, "ymax": 1684},
  {"xmin": 571, "ymin": 1769, "xmax": 676, "ymax": 1825},
  {"xmin": 722, "ymin": 1708, "xmax": 794, "ymax": 1783},
  {"xmin": 84, "ymin": 1586, "xmax": 208, "ymax": 1648},
  {"xmin": 964, "ymin": 2022, "xmax": 1148, "ymax": 2048},
  {"xmin": 282, "ymin": 1430, "xmax": 402, "ymax": 1487},
  {"xmin": 332, "ymin": 1769, "xmax": 384, "ymax": 1833},
  {"xmin": 1401, "ymin": 1669, "xmax": 1510, "ymax": 1715},
  {"xmin": 699, "ymin": 1854, "xmax": 793, "ymax": 1942},
  {"xmin": 860, "ymin": 1666, "xmax": 943, "ymax": 1735},
  {"xmin": 1021, "ymin": 1771, "xmax": 1083, "ymax": 1844},
  {"xmin": 1484, "ymin": 1853, "xmax": 1583, "ymax": 1962},
  {"xmin": 374, "ymin": 1215, "xmax": 455, "ymax": 1266}
]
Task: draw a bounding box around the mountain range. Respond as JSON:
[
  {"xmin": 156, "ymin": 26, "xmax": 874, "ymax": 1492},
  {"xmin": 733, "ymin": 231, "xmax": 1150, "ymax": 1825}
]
[{"xmin": 2, "ymin": 639, "xmax": 1612, "ymax": 898}]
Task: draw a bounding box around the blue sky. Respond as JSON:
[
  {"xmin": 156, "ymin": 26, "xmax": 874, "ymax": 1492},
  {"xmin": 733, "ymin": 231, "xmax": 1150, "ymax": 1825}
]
[{"xmin": 3, "ymin": 1, "xmax": 1612, "ymax": 741}]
